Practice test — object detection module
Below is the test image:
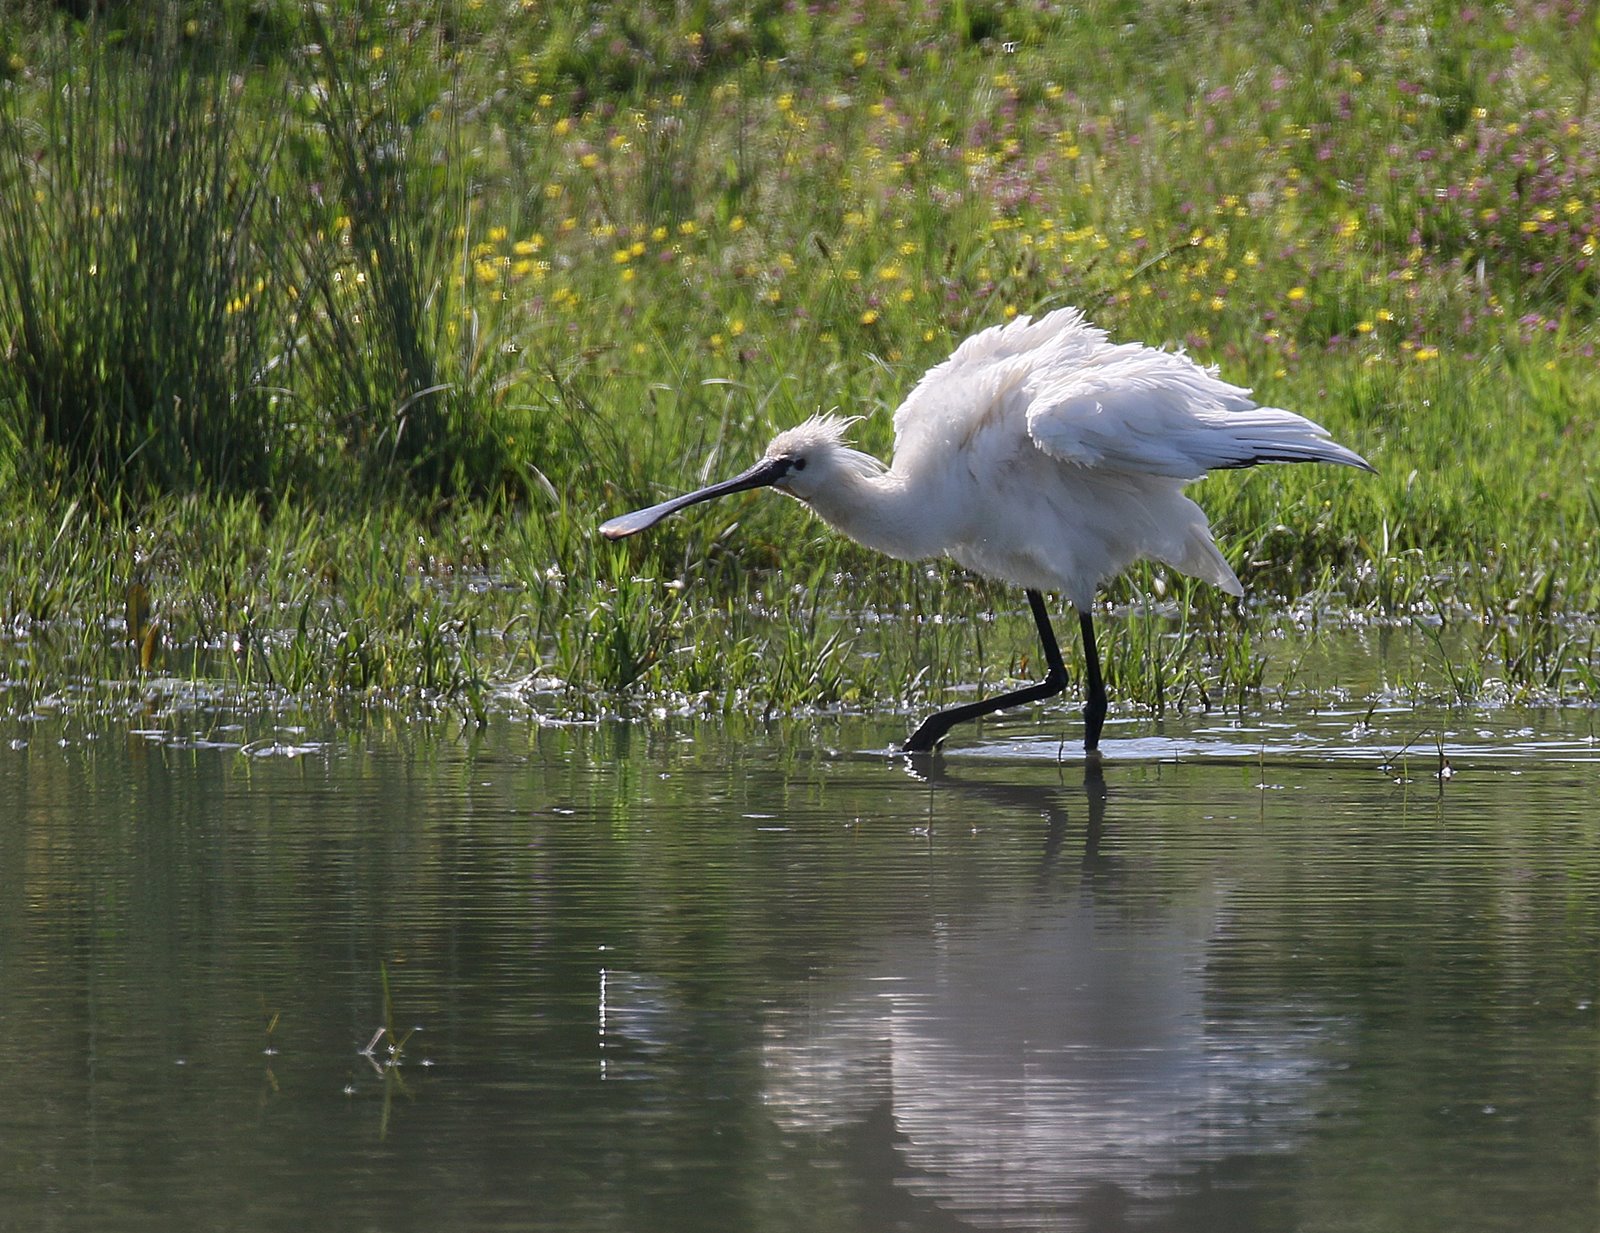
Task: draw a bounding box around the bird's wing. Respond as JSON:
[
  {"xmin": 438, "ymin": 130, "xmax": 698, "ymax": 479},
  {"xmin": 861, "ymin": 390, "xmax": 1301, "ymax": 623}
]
[
  {"xmin": 1024, "ymin": 343, "xmax": 1370, "ymax": 478},
  {"xmin": 891, "ymin": 309, "xmax": 1110, "ymax": 465}
]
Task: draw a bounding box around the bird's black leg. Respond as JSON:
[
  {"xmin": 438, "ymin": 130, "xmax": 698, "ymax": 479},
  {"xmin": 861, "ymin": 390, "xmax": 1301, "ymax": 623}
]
[
  {"xmin": 1079, "ymin": 609, "xmax": 1106, "ymax": 755},
  {"xmin": 902, "ymin": 590, "xmax": 1071, "ymax": 753}
]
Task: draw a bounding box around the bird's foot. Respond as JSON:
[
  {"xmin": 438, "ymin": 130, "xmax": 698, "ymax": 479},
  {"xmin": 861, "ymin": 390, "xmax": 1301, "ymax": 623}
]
[{"xmin": 901, "ymin": 715, "xmax": 951, "ymax": 755}]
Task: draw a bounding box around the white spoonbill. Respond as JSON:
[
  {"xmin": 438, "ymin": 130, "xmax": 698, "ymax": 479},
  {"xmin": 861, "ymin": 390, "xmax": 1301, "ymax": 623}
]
[{"xmin": 601, "ymin": 307, "xmax": 1372, "ymax": 754}]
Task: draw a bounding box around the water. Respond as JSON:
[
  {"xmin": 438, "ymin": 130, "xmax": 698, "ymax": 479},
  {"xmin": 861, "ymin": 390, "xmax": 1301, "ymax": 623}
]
[{"xmin": 2, "ymin": 703, "xmax": 1597, "ymax": 1232}]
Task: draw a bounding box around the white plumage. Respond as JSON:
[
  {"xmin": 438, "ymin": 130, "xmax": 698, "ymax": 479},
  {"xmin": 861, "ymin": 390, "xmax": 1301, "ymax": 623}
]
[
  {"xmin": 765, "ymin": 308, "xmax": 1367, "ymax": 610},
  {"xmin": 602, "ymin": 306, "xmax": 1372, "ymax": 754}
]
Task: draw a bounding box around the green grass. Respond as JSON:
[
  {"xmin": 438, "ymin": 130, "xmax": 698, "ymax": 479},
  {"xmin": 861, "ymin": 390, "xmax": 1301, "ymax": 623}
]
[{"xmin": 2, "ymin": 0, "xmax": 1598, "ymax": 727}]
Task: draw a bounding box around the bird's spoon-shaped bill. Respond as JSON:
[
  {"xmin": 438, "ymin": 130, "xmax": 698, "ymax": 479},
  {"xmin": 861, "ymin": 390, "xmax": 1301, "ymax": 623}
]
[{"xmin": 599, "ymin": 455, "xmax": 792, "ymax": 540}]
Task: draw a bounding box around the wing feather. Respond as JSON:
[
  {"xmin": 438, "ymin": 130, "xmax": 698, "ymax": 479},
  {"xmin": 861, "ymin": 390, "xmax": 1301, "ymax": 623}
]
[
  {"xmin": 1024, "ymin": 344, "xmax": 1372, "ymax": 478},
  {"xmin": 891, "ymin": 309, "xmax": 1107, "ymax": 466},
  {"xmin": 889, "ymin": 307, "xmax": 1371, "ymax": 482}
]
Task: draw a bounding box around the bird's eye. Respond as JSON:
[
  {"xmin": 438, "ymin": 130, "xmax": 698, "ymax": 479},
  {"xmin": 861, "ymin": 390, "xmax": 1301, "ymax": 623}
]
[{"xmin": 791, "ymin": 457, "xmax": 807, "ymax": 472}]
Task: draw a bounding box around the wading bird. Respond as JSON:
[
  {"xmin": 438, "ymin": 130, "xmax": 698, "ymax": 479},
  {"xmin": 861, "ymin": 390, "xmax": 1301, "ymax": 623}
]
[{"xmin": 601, "ymin": 307, "xmax": 1372, "ymax": 754}]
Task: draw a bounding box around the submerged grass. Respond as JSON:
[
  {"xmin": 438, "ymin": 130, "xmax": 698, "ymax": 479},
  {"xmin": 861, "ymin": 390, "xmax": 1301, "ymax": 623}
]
[{"xmin": 2, "ymin": 1, "xmax": 1599, "ymax": 727}]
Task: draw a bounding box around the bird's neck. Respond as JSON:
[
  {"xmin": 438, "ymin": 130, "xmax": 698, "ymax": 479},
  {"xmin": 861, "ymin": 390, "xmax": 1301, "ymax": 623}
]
[{"xmin": 796, "ymin": 467, "xmax": 944, "ymax": 563}]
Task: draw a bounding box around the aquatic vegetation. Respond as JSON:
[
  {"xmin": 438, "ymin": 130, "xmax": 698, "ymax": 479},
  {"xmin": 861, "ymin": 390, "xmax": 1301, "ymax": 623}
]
[{"xmin": 1, "ymin": 1, "xmax": 1599, "ymax": 724}]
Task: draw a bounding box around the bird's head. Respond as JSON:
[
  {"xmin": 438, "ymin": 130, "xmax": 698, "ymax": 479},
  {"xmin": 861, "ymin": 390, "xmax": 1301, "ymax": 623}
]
[
  {"xmin": 599, "ymin": 413, "xmax": 880, "ymax": 540},
  {"xmin": 759, "ymin": 414, "xmax": 881, "ymax": 502}
]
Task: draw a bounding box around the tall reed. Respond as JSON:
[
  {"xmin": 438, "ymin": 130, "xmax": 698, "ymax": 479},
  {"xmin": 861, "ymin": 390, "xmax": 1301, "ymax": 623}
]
[{"xmin": 0, "ymin": 6, "xmax": 289, "ymax": 498}]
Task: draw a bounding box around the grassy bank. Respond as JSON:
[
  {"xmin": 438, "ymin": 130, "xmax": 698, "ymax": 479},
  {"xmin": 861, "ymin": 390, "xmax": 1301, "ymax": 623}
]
[{"xmin": 2, "ymin": 1, "xmax": 1598, "ymax": 726}]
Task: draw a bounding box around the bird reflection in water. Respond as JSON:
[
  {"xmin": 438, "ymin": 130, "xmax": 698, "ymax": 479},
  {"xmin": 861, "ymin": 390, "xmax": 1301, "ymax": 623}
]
[
  {"xmin": 759, "ymin": 761, "xmax": 1334, "ymax": 1232},
  {"xmin": 900, "ymin": 752, "xmax": 1111, "ymax": 876}
]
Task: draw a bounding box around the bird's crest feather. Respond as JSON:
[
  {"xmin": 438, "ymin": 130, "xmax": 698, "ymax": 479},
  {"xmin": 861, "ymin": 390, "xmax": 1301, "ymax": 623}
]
[{"xmin": 766, "ymin": 414, "xmax": 884, "ymax": 478}]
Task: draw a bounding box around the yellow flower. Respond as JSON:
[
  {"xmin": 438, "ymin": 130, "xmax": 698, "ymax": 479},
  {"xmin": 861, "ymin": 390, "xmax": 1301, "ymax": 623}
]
[
  {"xmin": 860, "ymin": 309, "xmax": 879, "ymax": 325},
  {"xmin": 1355, "ymin": 320, "xmax": 1374, "ymax": 334},
  {"xmin": 1287, "ymin": 286, "xmax": 1307, "ymax": 302}
]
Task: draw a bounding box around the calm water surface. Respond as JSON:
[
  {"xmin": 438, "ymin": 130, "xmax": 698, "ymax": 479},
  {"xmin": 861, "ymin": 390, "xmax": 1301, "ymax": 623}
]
[{"xmin": 2, "ymin": 703, "xmax": 1597, "ymax": 1232}]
